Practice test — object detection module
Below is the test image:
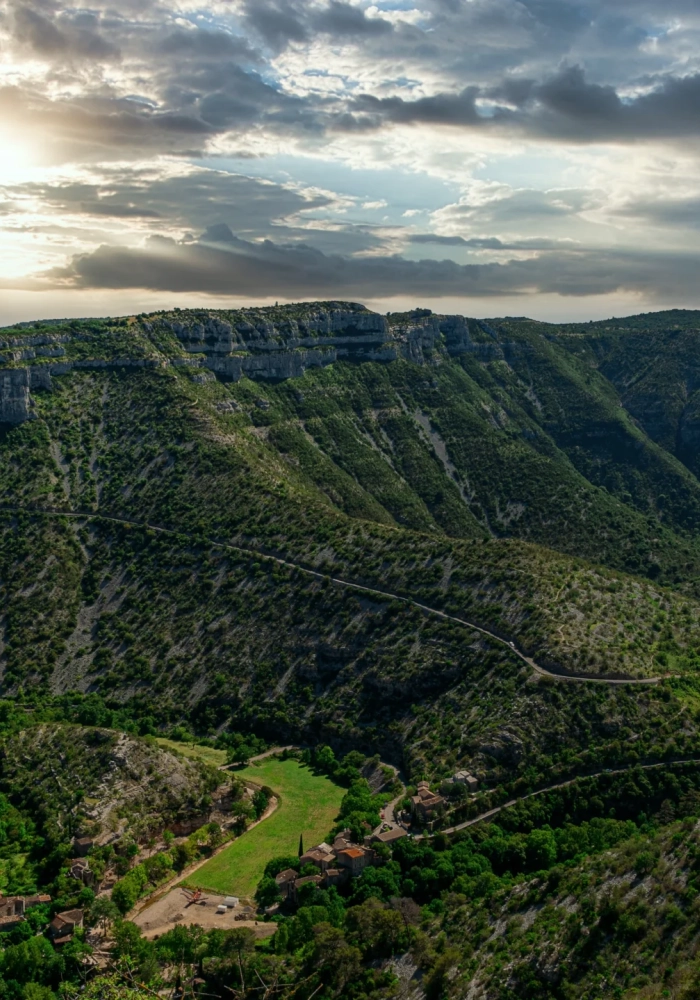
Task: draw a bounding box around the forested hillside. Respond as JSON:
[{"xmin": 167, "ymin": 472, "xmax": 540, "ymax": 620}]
[{"xmin": 2, "ymin": 303, "xmax": 700, "ymax": 997}]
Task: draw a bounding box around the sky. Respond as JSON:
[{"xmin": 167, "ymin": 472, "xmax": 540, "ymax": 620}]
[{"xmin": 1, "ymin": 0, "xmax": 700, "ymax": 325}]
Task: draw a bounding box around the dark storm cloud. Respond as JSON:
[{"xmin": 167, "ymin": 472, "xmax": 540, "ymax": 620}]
[
  {"xmin": 615, "ymin": 197, "xmax": 700, "ymax": 229},
  {"xmin": 339, "ymin": 66, "xmax": 700, "ymax": 143},
  {"xmin": 311, "ymin": 2, "xmax": 392, "ymax": 37},
  {"xmin": 156, "ymin": 28, "xmax": 259, "ymax": 62},
  {"xmin": 48, "ymin": 231, "xmax": 700, "ymax": 304},
  {"xmin": 0, "ymin": 84, "xmax": 215, "ymax": 161},
  {"xmin": 240, "ymin": 0, "xmax": 392, "ymax": 52},
  {"xmin": 7, "ymin": 168, "xmax": 388, "ymax": 256},
  {"xmin": 12, "ymin": 4, "xmax": 120, "ymax": 60},
  {"xmin": 532, "ymin": 66, "xmax": 700, "ymax": 141},
  {"xmin": 409, "ymin": 234, "xmax": 573, "ymax": 250},
  {"xmin": 4, "ymin": 0, "xmax": 700, "ymax": 166},
  {"xmin": 10, "ymin": 170, "xmax": 334, "ymax": 233},
  {"xmin": 240, "ymin": 0, "xmax": 309, "ymax": 53},
  {"xmin": 348, "ymin": 87, "xmax": 481, "ymax": 129}
]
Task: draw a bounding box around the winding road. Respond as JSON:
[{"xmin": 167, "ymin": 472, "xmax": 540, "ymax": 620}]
[
  {"xmin": 0, "ymin": 503, "xmax": 666, "ymax": 687},
  {"xmin": 415, "ymin": 756, "xmax": 700, "ymax": 840}
]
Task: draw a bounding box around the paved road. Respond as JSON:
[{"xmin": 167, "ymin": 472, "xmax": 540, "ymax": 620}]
[
  {"xmin": 417, "ymin": 756, "xmax": 700, "ymax": 840},
  {"xmin": 0, "ymin": 503, "xmax": 665, "ymax": 687}
]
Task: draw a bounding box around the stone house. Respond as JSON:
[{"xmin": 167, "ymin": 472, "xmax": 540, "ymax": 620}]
[
  {"xmin": 323, "ymin": 868, "xmax": 349, "ymax": 887},
  {"xmin": 335, "ymin": 847, "xmax": 371, "ymax": 876},
  {"xmin": 25, "ymin": 894, "xmax": 51, "ymax": 907},
  {"xmin": 332, "ymin": 831, "xmax": 355, "ymax": 852},
  {"xmin": 289, "ymin": 874, "xmax": 324, "ymax": 901},
  {"xmin": 370, "ymin": 827, "xmax": 408, "ymax": 846},
  {"xmin": 72, "ymin": 837, "xmax": 93, "ymax": 858},
  {"xmin": 49, "ymin": 908, "xmax": 84, "ymax": 945},
  {"xmin": 274, "ymin": 868, "xmax": 298, "ymax": 900},
  {"xmin": 411, "ymin": 782, "xmax": 446, "ymax": 823},
  {"xmin": 0, "ymin": 893, "xmax": 51, "ymax": 926},
  {"xmin": 0, "ymin": 896, "xmax": 26, "ymax": 919},
  {"xmin": 300, "ymin": 847, "xmax": 337, "ymax": 871},
  {"xmin": 68, "ymin": 858, "xmax": 95, "ymax": 887},
  {"xmin": 453, "ymin": 771, "xmax": 479, "ymax": 792}
]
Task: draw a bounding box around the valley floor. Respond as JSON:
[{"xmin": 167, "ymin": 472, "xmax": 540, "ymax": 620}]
[{"xmin": 186, "ymin": 758, "xmax": 345, "ymax": 898}]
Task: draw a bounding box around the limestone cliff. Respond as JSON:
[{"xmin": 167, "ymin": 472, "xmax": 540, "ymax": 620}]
[
  {"xmin": 0, "ymin": 302, "xmax": 483, "ymax": 422},
  {"xmin": 0, "ymin": 368, "xmax": 31, "ymax": 425}
]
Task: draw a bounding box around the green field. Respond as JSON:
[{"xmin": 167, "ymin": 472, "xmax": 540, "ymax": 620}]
[
  {"xmin": 156, "ymin": 738, "xmax": 227, "ymax": 768},
  {"xmin": 187, "ymin": 758, "xmax": 345, "ymax": 899}
]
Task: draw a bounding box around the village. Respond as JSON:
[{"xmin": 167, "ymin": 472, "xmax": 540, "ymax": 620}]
[{"xmin": 0, "ymin": 757, "xmax": 481, "ymax": 960}]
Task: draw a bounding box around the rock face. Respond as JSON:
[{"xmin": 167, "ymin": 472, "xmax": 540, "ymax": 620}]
[
  {"xmin": 0, "ymin": 303, "xmax": 482, "ymax": 423},
  {"xmin": 0, "ymin": 368, "xmax": 31, "ymax": 425},
  {"xmin": 163, "ymin": 303, "xmax": 476, "ymax": 382}
]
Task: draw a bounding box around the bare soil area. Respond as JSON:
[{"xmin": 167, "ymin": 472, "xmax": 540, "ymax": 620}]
[{"xmin": 132, "ymin": 887, "xmax": 276, "ymax": 941}]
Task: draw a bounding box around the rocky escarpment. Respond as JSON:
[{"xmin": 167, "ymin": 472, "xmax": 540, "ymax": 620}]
[
  {"xmin": 0, "ymin": 368, "xmax": 32, "ymax": 425},
  {"xmin": 0, "ymin": 302, "xmax": 493, "ymax": 424},
  {"xmin": 161, "ymin": 302, "xmax": 477, "ymax": 379}
]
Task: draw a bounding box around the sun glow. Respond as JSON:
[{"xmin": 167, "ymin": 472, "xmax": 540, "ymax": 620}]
[{"xmin": 0, "ymin": 133, "xmax": 37, "ymax": 185}]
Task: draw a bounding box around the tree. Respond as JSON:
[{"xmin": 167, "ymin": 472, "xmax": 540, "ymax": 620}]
[
  {"xmin": 23, "ymin": 986, "xmax": 55, "ymax": 1000},
  {"xmin": 1, "ymin": 936, "xmax": 62, "ymax": 988},
  {"xmin": 346, "ymin": 898, "xmax": 407, "ymax": 959},
  {"xmin": 263, "ymin": 855, "xmax": 299, "ymax": 879},
  {"xmin": 89, "ymin": 896, "xmax": 120, "ymax": 936},
  {"xmin": 314, "ymin": 745, "xmax": 337, "ymax": 774},
  {"xmin": 525, "ymin": 827, "xmax": 558, "ymax": 870},
  {"xmin": 298, "ymin": 833, "xmax": 304, "ymax": 858},
  {"xmin": 223, "ymin": 927, "xmax": 256, "ymax": 968},
  {"xmin": 111, "ymin": 878, "xmax": 139, "ymax": 916},
  {"xmin": 390, "ymin": 896, "xmax": 421, "ymax": 933},
  {"xmin": 227, "ymin": 744, "xmax": 253, "ymax": 767},
  {"xmin": 62, "ymin": 974, "xmax": 152, "ymax": 1000},
  {"xmin": 312, "ymin": 922, "xmax": 361, "ymax": 993},
  {"xmin": 206, "ymin": 821, "xmax": 223, "ymax": 847},
  {"xmin": 255, "ymin": 876, "xmax": 282, "ymax": 908}
]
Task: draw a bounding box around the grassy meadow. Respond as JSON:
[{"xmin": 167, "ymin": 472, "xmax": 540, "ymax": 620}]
[
  {"xmin": 156, "ymin": 738, "xmax": 227, "ymax": 768},
  {"xmin": 187, "ymin": 758, "xmax": 345, "ymax": 899}
]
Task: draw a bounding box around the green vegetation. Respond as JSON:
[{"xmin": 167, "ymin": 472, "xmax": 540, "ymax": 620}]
[
  {"xmin": 191, "ymin": 758, "xmax": 345, "ymax": 898},
  {"xmin": 156, "ymin": 737, "xmax": 227, "ymax": 768},
  {"xmin": 3, "ymin": 304, "xmax": 700, "ymax": 995}
]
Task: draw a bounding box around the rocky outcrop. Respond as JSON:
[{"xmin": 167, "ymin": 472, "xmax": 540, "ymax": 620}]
[
  {"xmin": 162, "ymin": 304, "xmax": 469, "ymax": 380},
  {"xmin": 167, "ymin": 304, "xmax": 389, "ymax": 357},
  {"xmin": 0, "ymin": 304, "xmax": 482, "ymax": 413},
  {"xmin": 0, "ymin": 368, "xmax": 32, "ymax": 425},
  {"xmin": 205, "ymin": 348, "xmax": 336, "ymax": 382}
]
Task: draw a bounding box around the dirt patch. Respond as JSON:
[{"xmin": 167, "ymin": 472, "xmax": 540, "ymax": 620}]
[{"xmin": 133, "ymin": 887, "xmax": 276, "ymax": 941}]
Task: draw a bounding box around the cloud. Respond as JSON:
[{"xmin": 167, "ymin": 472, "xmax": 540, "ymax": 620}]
[
  {"xmin": 3, "ymin": 0, "xmax": 700, "ymax": 316},
  {"xmin": 615, "ymin": 195, "xmax": 700, "ymax": 229},
  {"xmin": 409, "ymin": 234, "xmax": 575, "ymax": 250},
  {"xmin": 11, "ymin": 4, "xmax": 120, "ymax": 60},
  {"xmin": 10, "ymin": 168, "xmax": 332, "ymax": 231},
  {"xmin": 531, "ymin": 66, "xmax": 700, "ymax": 141},
  {"xmin": 156, "ymin": 28, "xmax": 259, "ymax": 62},
  {"xmin": 44, "ymin": 228, "xmax": 700, "ymax": 304},
  {"xmin": 311, "ymin": 2, "xmax": 393, "ymax": 37},
  {"xmin": 336, "ymin": 65, "xmax": 700, "ymax": 143},
  {"xmin": 241, "ymin": 0, "xmax": 309, "ymax": 53}
]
